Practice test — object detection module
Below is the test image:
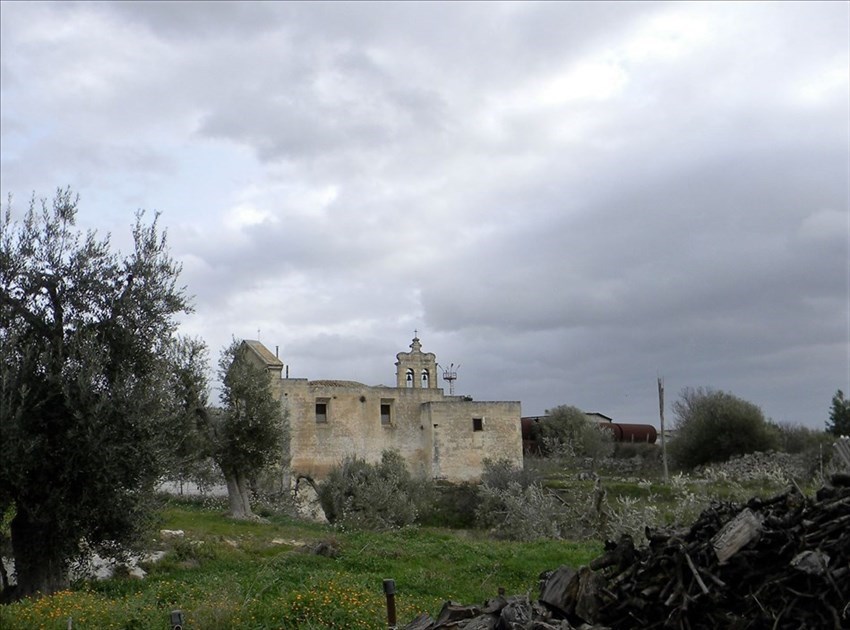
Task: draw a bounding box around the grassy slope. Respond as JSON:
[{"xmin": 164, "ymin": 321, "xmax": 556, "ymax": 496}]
[{"xmin": 0, "ymin": 499, "xmax": 601, "ymax": 629}]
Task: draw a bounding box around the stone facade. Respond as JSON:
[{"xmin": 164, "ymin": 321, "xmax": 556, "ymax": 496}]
[{"xmin": 242, "ymin": 337, "xmax": 522, "ymax": 482}]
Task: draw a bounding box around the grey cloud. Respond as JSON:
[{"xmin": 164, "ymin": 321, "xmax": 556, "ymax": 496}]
[
  {"xmin": 184, "ymin": 3, "xmax": 656, "ymax": 163},
  {"xmin": 101, "ymin": 1, "xmax": 282, "ymax": 40},
  {"xmin": 1, "ymin": 1, "xmax": 846, "ymax": 431},
  {"xmin": 197, "ymin": 50, "xmax": 450, "ymax": 162},
  {"xmin": 415, "ymin": 133, "xmax": 847, "ymax": 429},
  {"xmin": 421, "ymin": 142, "xmax": 847, "ymax": 334}
]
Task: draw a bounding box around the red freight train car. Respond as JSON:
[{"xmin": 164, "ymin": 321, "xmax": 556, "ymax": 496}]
[{"xmin": 596, "ymin": 422, "xmax": 657, "ymax": 443}]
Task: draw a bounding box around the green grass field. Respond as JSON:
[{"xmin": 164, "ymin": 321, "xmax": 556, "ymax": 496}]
[
  {"xmin": 1, "ymin": 451, "xmax": 804, "ymax": 630},
  {"xmin": 0, "ymin": 498, "xmax": 601, "ymax": 629}
]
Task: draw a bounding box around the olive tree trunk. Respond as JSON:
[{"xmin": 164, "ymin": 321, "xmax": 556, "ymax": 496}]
[
  {"xmin": 9, "ymin": 509, "xmax": 69, "ymax": 600},
  {"xmin": 224, "ymin": 469, "xmax": 254, "ymax": 520}
]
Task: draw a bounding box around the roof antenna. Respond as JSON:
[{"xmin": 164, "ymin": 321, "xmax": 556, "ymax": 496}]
[{"xmin": 440, "ymin": 363, "xmax": 460, "ymax": 396}]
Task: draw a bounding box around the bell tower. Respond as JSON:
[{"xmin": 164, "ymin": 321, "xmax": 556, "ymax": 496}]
[{"xmin": 395, "ymin": 334, "xmax": 438, "ymax": 389}]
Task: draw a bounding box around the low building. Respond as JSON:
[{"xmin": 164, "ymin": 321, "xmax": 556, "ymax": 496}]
[{"xmin": 242, "ymin": 336, "xmax": 522, "ymax": 482}]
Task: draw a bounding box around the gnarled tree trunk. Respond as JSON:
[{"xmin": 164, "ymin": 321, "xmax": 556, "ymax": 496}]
[
  {"xmin": 224, "ymin": 469, "xmax": 254, "ymax": 520},
  {"xmin": 9, "ymin": 509, "xmax": 69, "ymax": 600}
]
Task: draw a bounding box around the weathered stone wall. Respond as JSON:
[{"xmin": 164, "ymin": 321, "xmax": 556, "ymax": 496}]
[
  {"xmin": 425, "ymin": 400, "xmax": 523, "ymax": 481},
  {"xmin": 281, "ymin": 378, "xmax": 447, "ymax": 480},
  {"xmin": 280, "ymin": 380, "xmax": 522, "ymax": 482}
]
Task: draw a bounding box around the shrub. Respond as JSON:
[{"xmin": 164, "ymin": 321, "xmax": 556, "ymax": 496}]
[
  {"xmin": 476, "ymin": 482, "xmax": 567, "ymax": 541},
  {"xmin": 770, "ymin": 421, "xmax": 832, "ymax": 455},
  {"xmin": 606, "ymin": 494, "xmax": 660, "ymax": 542},
  {"xmin": 416, "ymin": 459, "xmax": 546, "ymax": 533},
  {"xmin": 669, "ymin": 387, "xmax": 779, "ymax": 470},
  {"xmin": 480, "ymin": 457, "xmax": 540, "ymax": 490},
  {"xmin": 532, "ymin": 405, "xmax": 614, "ymax": 460},
  {"xmin": 611, "ymin": 442, "xmax": 659, "ymax": 461},
  {"xmin": 420, "ymin": 482, "xmax": 480, "ymax": 529},
  {"xmin": 475, "ymin": 459, "xmax": 569, "ymax": 541},
  {"xmin": 317, "ymin": 450, "xmax": 433, "ymax": 530}
]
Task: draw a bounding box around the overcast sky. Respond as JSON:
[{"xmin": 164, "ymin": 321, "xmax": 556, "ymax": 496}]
[{"xmin": 2, "ymin": 1, "xmax": 848, "ymax": 430}]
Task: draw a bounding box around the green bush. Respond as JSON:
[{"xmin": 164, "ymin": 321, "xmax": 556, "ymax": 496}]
[
  {"xmin": 532, "ymin": 405, "xmax": 614, "ymax": 459},
  {"xmin": 476, "ymin": 482, "xmax": 567, "ymax": 541},
  {"xmin": 611, "ymin": 442, "xmax": 659, "ymax": 461},
  {"xmin": 170, "ymin": 538, "xmax": 219, "ymax": 563},
  {"xmin": 317, "ymin": 450, "xmax": 433, "ymax": 530},
  {"xmin": 480, "ymin": 457, "xmax": 540, "ymax": 490},
  {"xmin": 474, "ymin": 459, "xmax": 570, "ymax": 541},
  {"xmin": 770, "ymin": 421, "xmax": 831, "ymax": 455},
  {"xmin": 669, "ymin": 387, "xmax": 779, "ymax": 470},
  {"xmin": 417, "ymin": 459, "xmax": 542, "ymax": 530},
  {"xmin": 420, "ymin": 482, "xmax": 480, "ymax": 528}
]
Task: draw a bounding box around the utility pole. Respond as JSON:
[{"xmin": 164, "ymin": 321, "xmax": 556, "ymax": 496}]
[{"xmin": 658, "ymin": 377, "xmax": 669, "ymax": 483}]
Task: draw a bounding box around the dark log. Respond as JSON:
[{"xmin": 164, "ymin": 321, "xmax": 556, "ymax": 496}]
[
  {"xmin": 403, "ymin": 612, "xmax": 435, "ymax": 630},
  {"xmin": 589, "ymin": 535, "xmax": 635, "ymax": 572},
  {"xmin": 433, "ymin": 602, "xmax": 481, "ymax": 628},
  {"xmin": 461, "ymin": 614, "xmax": 499, "ymax": 630},
  {"xmin": 495, "ymin": 597, "xmax": 533, "ymax": 629},
  {"xmin": 710, "ymin": 507, "xmax": 763, "ymax": 564},
  {"xmin": 573, "ymin": 567, "xmax": 604, "ymax": 622},
  {"xmin": 538, "ymin": 565, "xmax": 576, "ymax": 616}
]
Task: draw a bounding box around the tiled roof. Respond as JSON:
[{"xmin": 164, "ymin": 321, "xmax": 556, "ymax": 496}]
[
  {"xmin": 242, "ymin": 339, "xmax": 284, "ymax": 368},
  {"xmin": 310, "ymin": 380, "xmax": 369, "ymax": 388}
]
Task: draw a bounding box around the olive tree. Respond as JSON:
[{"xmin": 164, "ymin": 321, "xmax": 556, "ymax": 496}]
[
  {"xmin": 160, "ymin": 335, "xmax": 220, "ymax": 489},
  {"xmin": 207, "ymin": 340, "xmax": 287, "ymax": 520},
  {"xmin": 0, "ymin": 189, "xmax": 197, "ymax": 599},
  {"xmin": 669, "ymin": 387, "xmax": 778, "ymax": 470}
]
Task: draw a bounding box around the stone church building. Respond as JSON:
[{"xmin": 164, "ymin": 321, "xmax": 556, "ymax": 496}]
[{"xmin": 242, "ymin": 336, "xmax": 522, "ymax": 482}]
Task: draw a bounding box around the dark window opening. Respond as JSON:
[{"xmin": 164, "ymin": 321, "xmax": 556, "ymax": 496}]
[
  {"xmin": 472, "ymin": 417, "xmax": 483, "ymax": 432},
  {"xmin": 381, "ymin": 403, "xmax": 392, "ymax": 425},
  {"xmin": 316, "ymin": 401, "xmax": 328, "ymax": 423}
]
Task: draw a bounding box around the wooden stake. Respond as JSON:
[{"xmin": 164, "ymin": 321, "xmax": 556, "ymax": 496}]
[{"xmin": 658, "ymin": 377, "xmax": 669, "ymax": 483}]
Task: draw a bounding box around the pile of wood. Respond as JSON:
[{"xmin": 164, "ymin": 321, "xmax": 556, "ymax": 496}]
[{"xmin": 403, "ymin": 474, "xmax": 849, "ymax": 629}]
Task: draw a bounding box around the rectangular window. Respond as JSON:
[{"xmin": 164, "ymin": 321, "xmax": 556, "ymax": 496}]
[
  {"xmin": 472, "ymin": 417, "xmax": 484, "ymax": 432},
  {"xmin": 315, "ymin": 399, "xmax": 329, "ymax": 423},
  {"xmin": 381, "ymin": 400, "xmax": 393, "ymax": 425}
]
